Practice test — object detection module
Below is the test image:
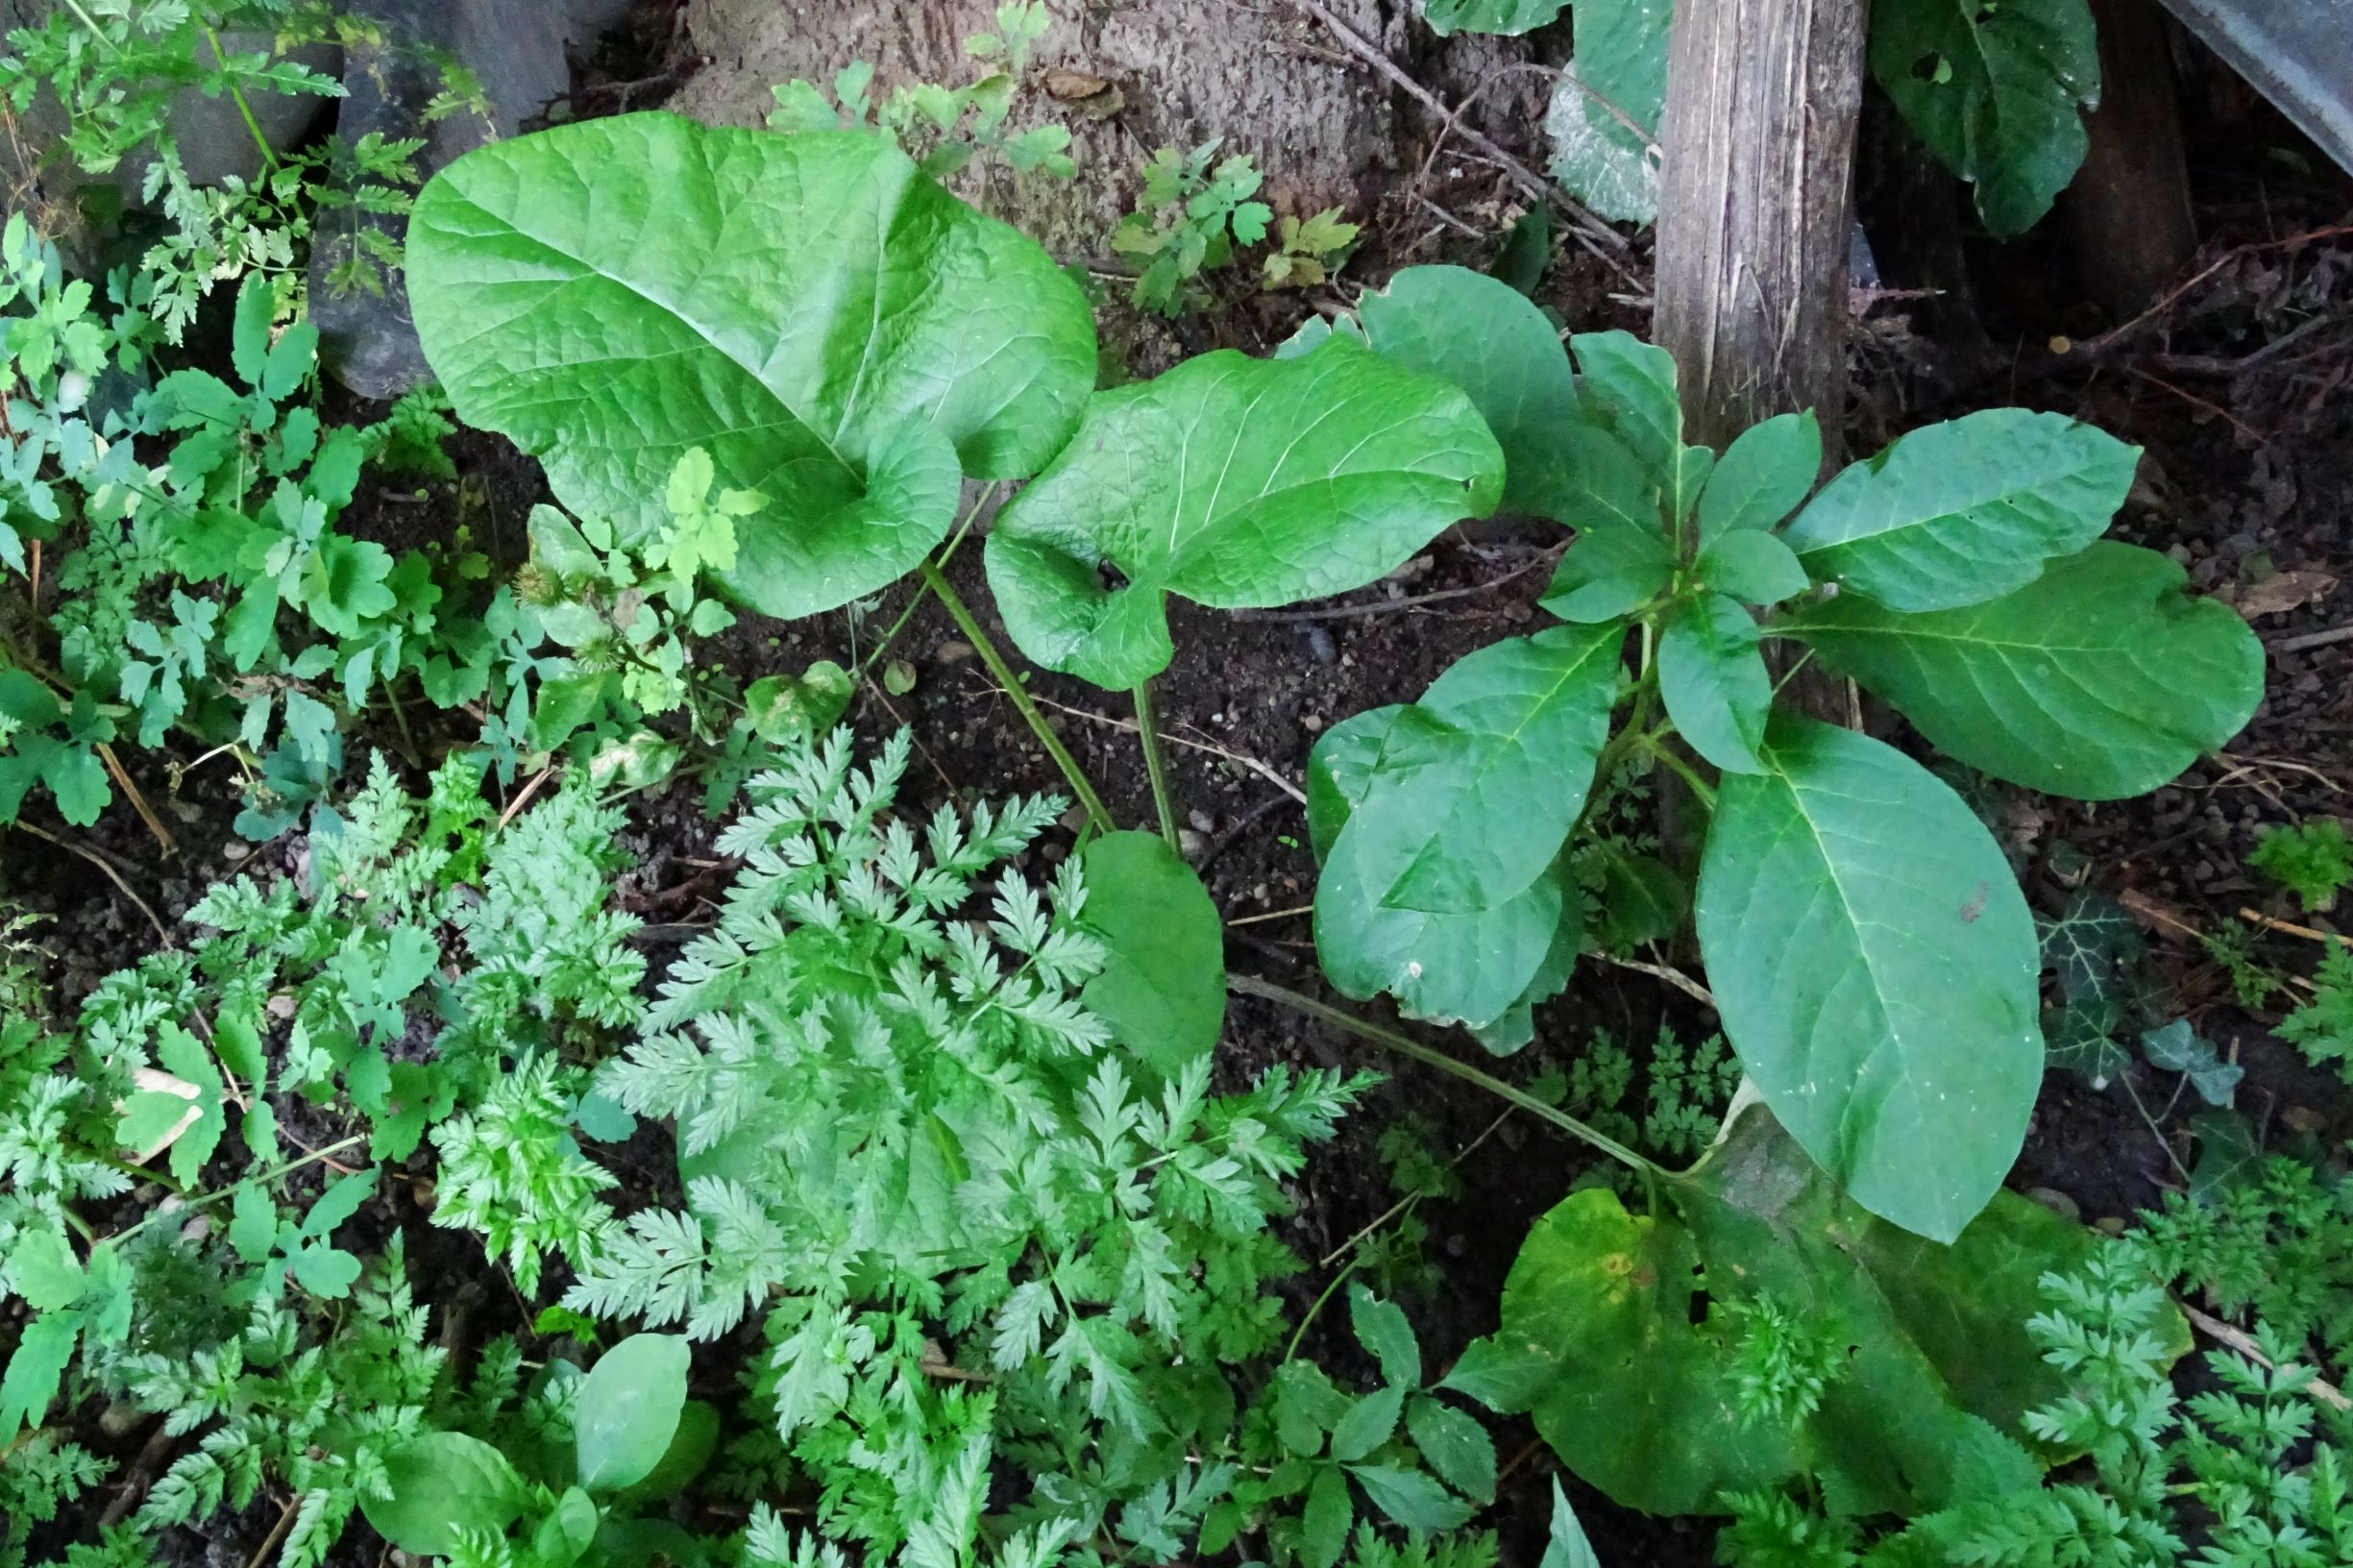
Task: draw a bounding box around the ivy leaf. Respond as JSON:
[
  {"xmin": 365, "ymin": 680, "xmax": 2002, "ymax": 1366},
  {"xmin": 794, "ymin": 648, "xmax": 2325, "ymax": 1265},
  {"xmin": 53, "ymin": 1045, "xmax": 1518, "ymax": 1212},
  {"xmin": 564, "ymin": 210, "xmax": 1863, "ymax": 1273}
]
[
  {"xmin": 1699, "ymin": 410, "xmax": 1821, "ymax": 542},
  {"xmin": 1695, "ymin": 718, "xmax": 2041, "ymax": 1241},
  {"xmin": 2140, "ymin": 1019, "xmax": 2243, "ymax": 1107},
  {"xmin": 1446, "ymin": 1107, "xmax": 2100, "ymax": 1516},
  {"xmin": 1780, "ymin": 541, "xmax": 2265, "ymax": 799},
  {"xmin": 575, "ymin": 1334, "xmax": 691, "ymax": 1492},
  {"xmin": 1354, "ymin": 625, "xmax": 1624, "ymax": 913},
  {"xmin": 1348, "ymin": 1285, "xmax": 1421, "ymax": 1388},
  {"xmin": 986, "ymin": 337, "xmax": 1505, "ymax": 689},
  {"xmin": 1079, "ymin": 832, "xmax": 1226, "ymax": 1079},
  {"xmin": 1348, "ymin": 1462, "xmax": 1474, "ymax": 1531},
  {"xmin": 1349, "ymin": 265, "xmax": 1581, "ymax": 519},
  {"xmin": 1870, "ymin": 0, "xmax": 2100, "ymax": 237},
  {"xmin": 1420, "ymin": 0, "xmax": 1567, "ymax": 36},
  {"xmin": 361, "ymin": 1433, "xmax": 530, "ymax": 1556},
  {"xmin": 407, "ymin": 115, "xmax": 1096, "ymax": 619},
  {"xmin": 1779, "ymin": 409, "xmax": 2139, "ymax": 612},
  {"xmin": 1658, "ymin": 593, "xmax": 1772, "ymax": 774},
  {"xmin": 1544, "ymin": 0, "xmax": 1670, "ymax": 224}
]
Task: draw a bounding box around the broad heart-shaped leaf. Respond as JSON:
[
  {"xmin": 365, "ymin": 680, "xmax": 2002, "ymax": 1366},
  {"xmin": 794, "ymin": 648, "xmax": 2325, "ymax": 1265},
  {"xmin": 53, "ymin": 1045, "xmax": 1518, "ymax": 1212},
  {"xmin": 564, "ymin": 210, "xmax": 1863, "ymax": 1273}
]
[
  {"xmin": 1358, "ymin": 625, "xmax": 1625, "ymax": 913},
  {"xmin": 1694, "ymin": 718, "xmax": 2041, "ymax": 1241},
  {"xmin": 1779, "ymin": 408, "xmax": 2137, "ymax": 613},
  {"xmin": 1658, "ymin": 594, "xmax": 1771, "ymax": 774},
  {"xmin": 360, "ymin": 1433, "xmax": 528, "ymax": 1556},
  {"xmin": 1420, "ymin": 0, "xmax": 1568, "ymax": 35},
  {"xmin": 1779, "ymin": 541, "xmax": 2265, "ymax": 800},
  {"xmin": 1352, "ymin": 266, "xmax": 1581, "ymax": 519},
  {"xmin": 1445, "ymin": 1107, "xmax": 2097, "ymax": 1518},
  {"xmin": 1079, "ymin": 831, "xmax": 1226, "ymax": 1078},
  {"xmin": 1310, "ymin": 706, "xmax": 1571, "ymax": 1035},
  {"xmin": 986, "ymin": 338, "xmax": 1505, "ymax": 689},
  {"xmin": 1544, "ymin": 0, "xmax": 1669, "ymax": 225},
  {"xmin": 406, "ymin": 114, "xmax": 1094, "ymax": 619},
  {"xmin": 1870, "ymin": 0, "xmax": 2099, "ymax": 238},
  {"xmin": 575, "ymin": 1333, "xmax": 691, "ymax": 1492}
]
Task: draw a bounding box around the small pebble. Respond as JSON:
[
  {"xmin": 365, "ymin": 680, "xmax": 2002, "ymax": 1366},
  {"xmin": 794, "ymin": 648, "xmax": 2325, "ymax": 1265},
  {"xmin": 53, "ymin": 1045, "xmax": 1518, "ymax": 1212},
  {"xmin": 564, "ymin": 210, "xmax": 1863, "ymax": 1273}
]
[
  {"xmin": 1178, "ymin": 828, "xmax": 1208, "ymax": 858},
  {"xmin": 2095, "ymin": 1216, "xmax": 2128, "ymax": 1237},
  {"xmin": 221, "ymin": 839, "xmax": 250, "ymax": 863},
  {"xmin": 1188, "ymin": 809, "xmax": 1214, "ymax": 833},
  {"xmin": 2023, "ymin": 1186, "xmax": 2080, "ymax": 1223},
  {"xmin": 1303, "ymin": 714, "xmax": 1325, "ymax": 732},
  {"xmin": 1307, "ymin": 625, "xmax": 1337, "ymax": 664},
  {"xmin": 935, "ymin": 639, "xmax": 974, "ymax": 664}
]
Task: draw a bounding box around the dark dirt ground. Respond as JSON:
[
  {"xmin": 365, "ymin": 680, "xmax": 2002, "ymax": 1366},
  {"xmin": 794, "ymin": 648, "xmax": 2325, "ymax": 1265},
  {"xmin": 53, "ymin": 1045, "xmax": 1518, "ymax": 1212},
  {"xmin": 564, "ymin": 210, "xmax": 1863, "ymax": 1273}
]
[{"xmin": 9, "ymin": 5, "xmax": 2353, "ymax": 1566}]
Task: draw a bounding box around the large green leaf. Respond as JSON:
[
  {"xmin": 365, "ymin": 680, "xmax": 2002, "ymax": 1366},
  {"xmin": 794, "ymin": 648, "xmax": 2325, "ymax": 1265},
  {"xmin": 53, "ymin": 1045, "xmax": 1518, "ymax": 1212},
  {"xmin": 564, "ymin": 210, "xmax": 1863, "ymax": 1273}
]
[
  {"xmin": 1781, "ymin": 541, "xmax": 2265, "ymax": 800},
  {"xmin": 1079, "ymin": 831, "xmax": 1227, "ymax": 1078},
  {"xmin": 407, "ymin": 115, "xmax": 1095, "ymax": 619},
  {"xmin": 1356, "ymin": 626, "xmax": 1625, "ymax": 914},
  {"xmin": 1778, "ymin": 408, "xmax": 2138, "ymax": 612},
  {"xmin": 1544, "ymin": 0, "xmax": 1670, "ymax": 225},
  {"xmin": 1421, "ymin": 0, "xmax": 1569, "ymax": 36},
  {"xmin": 1697, "ymin": 410, "xmax": 1820, "ymax": 543},
  {"xmin": 1353, "ymin": 266, "xmax": 1581, "ymax": 520},
  {"xmin": 1657, "ymin": 593, "xmax": 1771, "ymax": 774},
  {"xmin": 1310, "ymin": 707, "xmax": 1567, "ymax": 1034},
  {"xmin": 1444, "ymin": 1107, "xmax": 2094, "ymax": 1517},
  {"xmin": 360, "ymin": 1433, "xmax": 529, "ymax": 1556},
  {"xmin": 986, "ymin": 338, "xmax": 1504, "ymax": 688},
  {"xmin": 1870, "ymin": 0, "xmax": 2100, "ymax": 237},
  {"xmin": 1694, "ymin": 718, "xmax": 2041, "ymax": 1241}
]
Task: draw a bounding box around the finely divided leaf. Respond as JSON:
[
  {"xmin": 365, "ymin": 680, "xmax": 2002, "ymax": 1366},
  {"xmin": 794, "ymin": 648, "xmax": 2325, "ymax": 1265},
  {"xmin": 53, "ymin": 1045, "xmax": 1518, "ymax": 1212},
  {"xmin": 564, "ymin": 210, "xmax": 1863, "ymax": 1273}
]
[
  {"xmin": 986, "ymin": 338, "xmax": 1504, "ymax": 688},
  {"xmin": 1694, "ymin": 718, "xmax": 2041, "ymax": 1241},
  {"xmin": 1780, "ymin": 541, "xmax": 2264, "ymax": 799},
  {"xmin": 407, "ymin": 115, "xmax": 1095, "ymax": 618},
  {"xmin": 1779, "ymin": 408, "xmax": 2138, "ymax": 611}
]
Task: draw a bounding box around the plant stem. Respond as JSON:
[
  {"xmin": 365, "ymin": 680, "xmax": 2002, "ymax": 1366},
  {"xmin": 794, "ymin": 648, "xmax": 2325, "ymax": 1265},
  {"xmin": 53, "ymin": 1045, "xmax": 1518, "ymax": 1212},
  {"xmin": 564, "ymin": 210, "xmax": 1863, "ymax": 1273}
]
[
  {"xmin": 858, "ymin": 486, "xmax": 993, "ymax": 679},
  {"xmin": 202, "ymin": 26, "xmax": 283, "ymax": 175},
  {"xmin": 1646, "ymin": 738, "xmax": 1717, "ymax": 811},
  {"xmin": 917, "ymin": 559, "xmax": 1115, "ymax": 834},
  {"xmin": 110, "ymin": 1133, "xmax": 371, "ymax": 1244},
  {"xmin": 59, "ymin": 0, "xmax": 117, "ymax": 57},
  {"xmin": 1282, "ymin": 1254, "xmax": 1361, "ymax": 1364},
  {"xmin": 1133, "ymin": 677, "xmax": 1180, "ymax": 851},
  {"xmin": 1229, "ymin": 973, "xmax": 1662, "ymax": 1178}
]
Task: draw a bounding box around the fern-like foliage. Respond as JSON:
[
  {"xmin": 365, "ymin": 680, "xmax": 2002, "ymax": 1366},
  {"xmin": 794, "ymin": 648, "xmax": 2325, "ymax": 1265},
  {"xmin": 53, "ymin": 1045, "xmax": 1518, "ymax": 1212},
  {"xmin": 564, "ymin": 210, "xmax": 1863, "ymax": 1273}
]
[
  {"xmin": 571, "ymin": 727, "xmax": 1369, "ymax": 1561},
  {"xmin": 429, "ymin": 1052, "xmax": 620, "ymax": 1296}
]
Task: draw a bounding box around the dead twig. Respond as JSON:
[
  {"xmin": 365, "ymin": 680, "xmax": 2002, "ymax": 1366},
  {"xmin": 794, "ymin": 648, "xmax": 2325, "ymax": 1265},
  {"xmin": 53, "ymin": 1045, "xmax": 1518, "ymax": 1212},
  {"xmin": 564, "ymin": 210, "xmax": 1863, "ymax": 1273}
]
[
  {"xmin": 9, "ymin": 821, "xmax": 170, "ymax": 945},
  {"xmin": 988, "ymin": 686, "xmax": 1310, "ymax": 805},
  {"xmin": 2268, "ymin": 623, "xmax": 2353, "ymax": 655},
  {"xmin": 1235, "ymin": 547, "xmax": 1562, "ymax": 623},
  {"xmin": 1596, "ymin": 951, "xmax": 1717, "ymax": 1010},
  {"xmin": 97, "ymin": 743, "xmax": 177, "ymax": 855},
  {"xmin": 1279, "ymin": 0, "xmax": 1630, "ymax": 259},
  {"xmin": 2177, "ymin": 1299, "xmax": 2351, "ymax": 1412},
  {"xmin": 1227, "ymin": 903, "xmax": 1312, "ymax": 927},
  {"xmin": 2238, "ymin": 905, "xmax": 2349, "ymax": 947}
]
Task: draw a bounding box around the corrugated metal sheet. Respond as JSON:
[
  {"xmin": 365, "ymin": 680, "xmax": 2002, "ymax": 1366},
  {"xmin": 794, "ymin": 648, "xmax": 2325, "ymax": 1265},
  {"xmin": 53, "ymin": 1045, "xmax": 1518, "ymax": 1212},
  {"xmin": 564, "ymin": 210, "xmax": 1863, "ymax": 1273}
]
[{"xmin": 2159, "ymin": 0, "xmax": 2353, "ymax": 175}]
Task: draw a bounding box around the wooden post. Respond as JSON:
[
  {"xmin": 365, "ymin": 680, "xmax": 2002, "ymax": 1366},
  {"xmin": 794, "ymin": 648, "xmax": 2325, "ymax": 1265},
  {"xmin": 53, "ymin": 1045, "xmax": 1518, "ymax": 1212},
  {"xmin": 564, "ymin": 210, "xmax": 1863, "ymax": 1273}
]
[
  {"xmin": 1653, "ymin": 0, "xmax": 1868, "ymax": 455},
  {"xmin": 1654, "ymin": 0, "xmax": 1866, "ymax": 729}
]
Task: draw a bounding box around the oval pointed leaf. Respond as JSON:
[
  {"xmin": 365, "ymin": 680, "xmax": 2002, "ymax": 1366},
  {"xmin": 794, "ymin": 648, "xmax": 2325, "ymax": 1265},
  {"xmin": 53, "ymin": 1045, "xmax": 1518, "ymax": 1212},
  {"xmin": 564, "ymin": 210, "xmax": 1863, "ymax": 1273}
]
[
  {"xmin": 360, "ymin": 1433, "xmax": 528, "ymax": 1556},
  {"xmin": 1695, "ymin": 719, "xmax": 2041, "ymax": 1240},
  {"xmin": 1658, "ymin": 594, "xmax": 1771, "ymax": 774},
  {"xmin": 1354, "ymin": 265, "xmax": 1579, "ymax": 519},
  {"xmin": 1698, "ymin": 528, "xmax": 1810, "ymax": 606},
  {"xmin": 1699, "ymin": 410, "xmax": 1821, "ymax": 542},
  {"xmin": 408, "ymin": 115, "xmax": 1095, "ymax": 618},
  {"xmin": 575, "ymin": 1333, "xmax": 691, "ymax": 1492},
  {"xmin": 1362, "ymin": 625, "xmax": 1625, "ymax": 913},
  {"xmin": 1423, "ymin": 0, "xmax": 1569, "ymax": 35},
  {"xmin": 986, "ymin": 338, "xmax": 1505, "ymax": 688},
  {"xmin": 1311, "ymin": 706, "xmax": 1564, "ymax": 1031},
  {"xmin": 1079, "ymin": 831, "xmax": 1227, "ymax": 1078},
  {"xmin": 1779, "ymin": 409, "xmax": 2138, "ymax": 611},
  {"xmin": 1780, "ymin": 540, "xmax": 2264, "ymax": 800}
]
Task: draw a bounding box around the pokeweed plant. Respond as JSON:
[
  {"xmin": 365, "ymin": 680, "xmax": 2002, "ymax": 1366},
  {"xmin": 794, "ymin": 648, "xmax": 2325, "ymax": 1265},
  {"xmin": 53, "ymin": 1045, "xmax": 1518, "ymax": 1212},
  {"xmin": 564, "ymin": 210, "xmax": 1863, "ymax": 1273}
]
[
  {"xmin": 405, "ymin": 111, "xmax": 1506, "ymax": 838},
  {"xmin": 1295, "ymin": 263, "xmax": 2265, "ymax": 1246}
]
